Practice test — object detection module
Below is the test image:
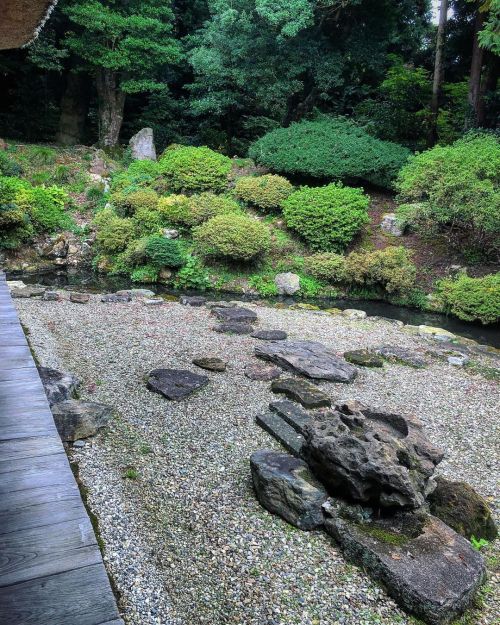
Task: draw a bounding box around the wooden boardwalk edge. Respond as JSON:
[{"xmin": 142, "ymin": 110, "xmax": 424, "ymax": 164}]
[{"xmin": 0, "ymin": 272, "xmax": 124, "ymax": 625}]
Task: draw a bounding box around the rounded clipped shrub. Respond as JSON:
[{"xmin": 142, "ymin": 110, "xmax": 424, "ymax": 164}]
[
  {"xmin": 111, "ymin": 188, "xmax": 159, "ymax": 217},
  {"xmin": 158, "ymin": 146, "xmax": 232, "ymax": 193},
  {"xmin": 156, "ymin": 194, "xmax": 191, "ymax": 226},
  {"xmin": 0, "ymin": 151, "xmax": 23, "ymax": 177},
  {"xmin": 249, "ymin": 117, "xmax": 410, "ymax": 189},
  {"xmin": 282, "ymin": 183, "xmax": 370, "ymax": 252},
  {"xmin": 234, "ymin": 174, "xmax": 293, "ymax": 211},
  {"xmin": 144, "ymin": 235, "xmax": 185, "ymax": 268},
  {"xmin": 194, "ymin": 214, "xmax": 271, "ymax": 261},
  {"xmin": 344, "ymin": 246, "xmax": 416, "ymax": 294},
  {"xmin": 16, "ymin": 185, "xmax": 71, "ymax": 232},
  {"xmin": 188, "ymin": 193, "xmax": 242, "ymax": 225},
  {"xmin": 436, "ymin": 272, "xmax": 500, "ymax": 325},
  {"xmin": 303, "ymin": 253, "xmax": 346, "ymax": 282},
  {"xmin": 94, "ymin": 209, "xmax": 135, "ymax": 254}
]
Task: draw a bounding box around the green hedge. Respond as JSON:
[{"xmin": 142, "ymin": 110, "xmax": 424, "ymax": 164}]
[
  {"xmin": 436, "ymin": 272, "xmax": 500, "ymax": 325},
  {"xmin": 158, "ymin": 146, "xmax": 232, "ymax": 193},
  {"xmin": 234, "ymin": 174, "xmax": 293, "ymax": 211}
]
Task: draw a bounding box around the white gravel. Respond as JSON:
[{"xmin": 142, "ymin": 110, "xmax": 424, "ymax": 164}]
[{"xmin": 16, "ymin": 295, "xmax": 499, "ymax": 625}]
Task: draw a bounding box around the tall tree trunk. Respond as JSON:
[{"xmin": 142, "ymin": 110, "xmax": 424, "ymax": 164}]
[
  {"xmin": 467, "ymin": 6, "xmax": 485, "ymax": 128},
  {"xmin": 56, "ymin": 72, "xmax": 89, "ymax": 145},
  {"xmin": 95, "ymin": 69, "xmax": 126, "ymax": 148},
  {"xmin": 430, "ymin": 0, "xmax": 448, "ymax": 144}
]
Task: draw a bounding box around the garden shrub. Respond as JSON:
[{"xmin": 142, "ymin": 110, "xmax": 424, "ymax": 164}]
[
  {"xmin": 282, "ymin": 183, "xmax": 369, "ymax": 252},
  {"xmin": 248, "ymin": 274, "xmax": 279, "ymax": 297},
  {"xmin": 0, "ymin": 151, "xmax": 23, "ymax": 177},
  {"xmin": 234, "ymin": 174, "xmax": 293, "ymax": 211},
  {"xmin": 249, "ymin": 117, "xmax": 410, "ymax": 189},
  {"xmin": 188, "ymin": 193, "xmax": 242, "ymax": 225},
  {"xmin": 396, "ymin": 133, "xmax": 500, "ymax": 255},
  {"xmin": 112, "ymin": 188, "xmax": 159, "ymax": 217},
  {"xmin": 156, "ymin": 194, "xmax": 191, "ymax": 226},
  {"xmin": 144, "ymin": 234, "xmax": 185, "ymax": 268},
  {"xmin": 158, "ymin": 146, "xmax": 232, "ymax": 193},
  {"xmin": 436, "ymin": 272, "xmax": 500, "ymax": 325},
  {"xmin": 131, "ymin": 264, "xmax": 159, "ymax": 283},
  {"xmin": 94, "ymin": 209, "xmax": 135, "ymax": 254},
  {"xmin": 344, "ymin": 246, "xmax": 416, "ymax": 294},
  {"xmin": 194, "ymin": 213, "xmax": 271, "ymax": 261},
  {"xmin": 303, "ymin": 253, "xmax": 346, "ymax": 282},
  {"xmin": 15, "ymin": 185, "xmax": 72, "ymax": 232},
  {"xmin": 173, "ymin": 255, "xmax": 211, "ymax": 290},
  {"xmin": 132, "ymin": 206, "xmax": 165, "ymax": 236}
]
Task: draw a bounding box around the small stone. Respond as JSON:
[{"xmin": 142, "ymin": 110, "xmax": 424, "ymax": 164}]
[
  {"xmin": 271, "ymin": 378, "xmax": 331, "ymax": 409},
  {"xmin": 147, "ymin": 368, "xmax": 209, "ymax": 400},
  {"xmin": 116, "ymin": 289, "xmax": 155, "ymax": 299},
  {"xmin": 342, "ymin": 308, "xmax": 367, "ymax": 320},
  {"xmin": 51, "ymin": 400, "xmax": 113, "ymax": 441},
  {"xmin": 213, "ymin": 323, "xmax": 254, "ymax": 335},
  {"xmin": 255, "ymin": 412, "xmax": 305, "ymax": 457},
  {"xmin": 143, "ymin": 298, "xmax": 164, "ymax": 306},
  {"xmin": 38, "ymin": 366, "xmax": 80, "ymax": 407},
  {"xmin": 42, "ymin": 291, "xmax": 60, "ymax": 302},
  {"xmin": 192, "ymin": 357, "xmax": 227, "ymax": 372},
  {"xmin": 101, "ymin": 293, "xmax": 132, "ymax": 303},
  {"xmin": 380, "ymin": 213, "xmax": 404, "ymax": 236},
  {"xmin": 448, "ymin": 355, "xmax": 469, "ymax": 366},
  {"xmin": 251, "ymin": 330, "xmax": 287, "ymax": 341},
  {"xmin": 211, "ymin": 306, "xmax": 258, "ymax": 324},
  {"xmin": 418, "ymin": 325, "xmax": 456, "ymax": 340},
  {"xmin": 70, "ymin": 292, "xmax": 90, "ymax": 304},
  {"xmin": 244, "ymin": 363, "xmax": 282, "ymax": 381},
  {"xmin": 73, "ymin": 440, "xmax": 86, "ymax": 449},
  {"xmin": 162, "ymin": 228, "xmax": 179, "ymax": 239},
  {"xmin": 344, "ymin": 349, "xmax": 384, "ymax": 368},
  {"xmin": 250, "ymin": 450, "xmax": 328, "ymax": 530},
  {"xmin": 129, "ymin": 127, "xmax": 157, "ymax": 160},
  {"xmin": 274, "ymin": 272, "xmax": 301, "ymax": 296},
  {"xmin": 180, "ymin": 295, "xmax": 207, "ymax": 307},
  {"xmin": 205, "ymin": 301, "xmax": 236, "ymax": 309},
  {"xmin": 375, "ymin": 345, "xmax": 427, "ymax": 368}
]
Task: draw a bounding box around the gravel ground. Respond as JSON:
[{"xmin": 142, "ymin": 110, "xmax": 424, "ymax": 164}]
[{"xmin": 16, "ymin": 295, "xmax": 499, "ymax": 625}]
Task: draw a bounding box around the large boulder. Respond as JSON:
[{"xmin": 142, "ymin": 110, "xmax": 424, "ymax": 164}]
[
  {"xmin": 147, "ymin": 368, "xmax": 209, "ymax": 400},
  {"xmin": 51, "ymin": 400, "xmax": 113, "ymax": 441},
  {"xmin": 129, "ymin": 127, "xmax": 156, "ymax": 161},
  {"xmin": 38, "ymin": 366, "xmax": 80, "ymax": 407},
  {"xmin": 255, "ymin": 340, "xmax": 358, "ymax": 383},
  {"xmin": 428, "ymin": 477, "xmax": 498, "ymax": 542},
  {"xmin": 274, "ymin": 272, "xmax": 301, "ymax": 296},
  {"xmin": 302, "ymin": 403, "xmax": 444, "ymax": 509},
  {"xmin": 250, "ymin": 450, "xmax": 328, "ymax": 530},
  {"xmin": 323, "ymin": 499, "xmax": 486, "ymax": 625}
]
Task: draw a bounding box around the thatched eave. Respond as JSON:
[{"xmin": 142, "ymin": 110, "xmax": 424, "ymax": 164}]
[{"xmin": 0, "ymin": 0, "xmax": 58, "ymax": 50}]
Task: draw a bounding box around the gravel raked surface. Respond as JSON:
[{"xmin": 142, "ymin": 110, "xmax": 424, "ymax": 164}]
[{"xmin": 15, "ymin": 295, "xmax": 500, "ymax": 625}]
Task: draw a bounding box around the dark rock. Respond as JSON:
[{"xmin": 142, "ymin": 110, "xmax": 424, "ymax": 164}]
[
  {"xmin": 101, "ymin": 293, "xmax": 132, "ymax": 303},
  {"xmin": 147, "ymin": 368, "xmax": 209, "ymax": 400},
  {"xmin": 42, "ymin": 291, "xmax": 60, "ymax": 302},
  {"xmin": 271, "ymin": 378, "xmax": 331, "ymax": 409},
  {"xmin": 192, "ymin": 357, "xmax": 227, "ymax": 372},
  {"xmin": 428, "ymin": 477, "xmax": 498, "ymax": 541},
  {"xmin": 323, "ymin": 499, "xmax": 486, "ymax": 625},
  {"xmin": 255, "ymin": 340, "xmax": 358, "ymax": 383},
  {"xmin": 51, "ymin": 400, "xmax": 113, "ymax": 441},
  {"xmin": 11, "ymin": 286, "xmax": 45, "ymax": 298},
  {"xmin": 269, "ymin": 400, "xmax": 312, "ymax": 434},
  {"xmin": 255, "ymin": 412, "xmax": 305, "ymax": 457},
  {"xmin": 250, "ymin": 449, "xmax": 327, "ymax": 530},
  {"xmin": 180, "ymin": 295, "xmax": 207, "ymax": 307},
  {"xmin": 70, "ymin": 292, "xmax": 90, "ymax": 304},
  {"xmin": 302, "ymin": 403, "xmax": 444, "ymax": 509},
  {"xmin": 38, "ymin": 366, "xmax": 80, "ymax": 407},
  {"xmin": 251, "ymin": 330, "xmax": 288, "ymax": 341},
  {"xmin": 213, "ymin": 322, "xmax": 254, "ymax": 335},
  {"xmin": 375, "ymin": 345, "xmax": 427, "ymax": 368},
  {"xmin": 244, "ymin": 363, "xmax": 282, "ymax": 381},
  {"xmin": 41, "ymin": 235, "xmax": 69, "ymax": 259},
  {"xmin": 211, "ymin": 306, "xmax": 258, "ymax": 324},
  {"xmin": 205, "ymin": 301, "xmax": 237, "ymax": 309},
  {"xmin": 344, "ymin": 349, "xmax": 384, "ymax": 368}
]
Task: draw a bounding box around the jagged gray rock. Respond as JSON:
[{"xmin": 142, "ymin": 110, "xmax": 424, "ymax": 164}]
[
  {"xmin": 211, "ymin": 306, "xmax": 258, "ymax": 324},
  {"xmin": 255, "ymin": 340, "xmax": 358, "ymax": 383},
  {"xmin": 129, "ymin": 127, "xmax": 156, "ymax": 160},
  {"xmin": 147, "ymin": 368, "xmax": 209, "ymax": 400},
  {"xmin": 51, "ymin": 400, "xmax": 113, "ymax": 441},
  {"xmin": 375, "ymin": 345, "xmax": 427, "ymax": 368},
  {"xmin": 38, "ymin": 366, "xmax": 80, "ymax": 406},
  {"xmin": 101, "ymin": 293, "xmax": 132, "ymax": 303},
  {"xmin": 244, "ymin": 363, "xmax": 282, "ymax": 381},
  {"xmin": 274, "ymin": 272, "xmax": 301, "ymax": 295},
  {"xmin": 251, "ymin": 330, "xmax": 287, "ymax": 341},
  {"xmin": 271, "ymin": 378, "xmax": 331, "ymax": 409},
  {"xmin": 251, "ymin": 450, "xmax": 328, "ymax": 530},
  {"xmin": 192, "ymin": 357, "xmax": 227, "ymax": 372},
  {"xmin": 213, "ymin": 322, "xmax": 254, "ymax": 335},
  {"xmin": 180, "ymin": 295, "xmax": 207, "ymax": 307},
  {"xmin": 302, "ymin": 403, "xmax": 444, "ymax": 509}
]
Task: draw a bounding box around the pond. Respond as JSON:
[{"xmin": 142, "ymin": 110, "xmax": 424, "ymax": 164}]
[{"xmin": 9, "ymin": 269, "xmax": 500, "ymax": 348}]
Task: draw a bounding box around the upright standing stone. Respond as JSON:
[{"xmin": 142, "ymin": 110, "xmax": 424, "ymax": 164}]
[{"xmin": 129, "ymin": 127, "xmax": 157, "ymax": 161}]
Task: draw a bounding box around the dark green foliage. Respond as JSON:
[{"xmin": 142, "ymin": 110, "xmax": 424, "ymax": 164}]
[
  {"xmin": 130, "ymin": 264, "xmax": 159, "ymax": 283},
  {"xmin": 234, "ymin": 174, "xmax": 293, "ymax": 211},
  {"xmin": 94, "ymin": 208, "xmax": 135, "ymax": 254},
  {"xmin": 249, "ymin": 118, "xmax": 411, "ymax": 189},
  {"xmin": 158, "ymin": 146, "xmax": 232, "ymax": 193},
  {"xmin": 303, "ymin": 253, "xmax": 346, "ymax": 282},
  {"xmin": 173, "ymin": 255, "xmax": 211, "ymax": 290},
  {"xmin": 144, "ymin": 235, "xmax": 185, "ymax": 268},
  {"xmin": 436, "ymin": 272, "xmax": 500, "ymax": 325},
  {"xmin": 282, "ymin": 184, "xmax": 370, "ymax": 252},
  {"xmin": 344, "ymin": 246, "xmax": 416, "ymax": 294},
  {"xmin": 0, "ymin": 151, "xmax": 23, "ymax": 177}
]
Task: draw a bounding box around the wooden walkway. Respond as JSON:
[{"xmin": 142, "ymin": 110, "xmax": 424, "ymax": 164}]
[{"xmin": 0, "ymin": 272, "xmax": 124, "ymax": 625}]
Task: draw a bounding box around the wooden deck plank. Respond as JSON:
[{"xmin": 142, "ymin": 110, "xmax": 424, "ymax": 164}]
[
  {"xmin": 0, "ymin": 379, "xmax": 48, "ymax": 400},
  {"xmin": 0, "ymin": 345, "xmax": 36, "ymax": 370},
  {"xmin": 0, "ymin": 453, "xmax": 75, "ymax": 493},
  {"xmin": 0, "ymin": 436, "xmax": 64, "ymax": 462},
  {"xmin": 0, "ymin": 367, "xmax": 41, "ymax": 383}
]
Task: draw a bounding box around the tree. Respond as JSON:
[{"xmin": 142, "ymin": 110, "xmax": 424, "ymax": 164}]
[
  {"xmin": 62, "ymin": 0, "xmax": 181, "ymax": 147},
  {"xmin": 430, "ymin": 0, "xmax": 449, "ymax": 142}
]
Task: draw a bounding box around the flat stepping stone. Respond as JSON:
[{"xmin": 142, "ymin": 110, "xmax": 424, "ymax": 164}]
[
  {"xmin": 180, "ymin": 295, "xmax": 207, "ymax": 307},
  {"xmin": 70, "ymin": 292, "xmax": 90, "ymax": 304},
  {"xmin": 251, "ymin": 330, "xmax": 287, "ymax": 341},
  {"xmin": 271, "ymin": 378, "xmax": 331, "ymax": 408},
  {"xmin": 143, "ymin": 298, "xmax": 164, "ymax": 306},
  {"xmin": 255, "ymin": 340, "xmax": 357, "ymax": 383},
  {"xmin": 244, "ymin": 363, "xmax": 282, "ymax": 381},
  {"xmin": 116, "ymin": 288, "xmax": 155, "ymax": 298},
  {"xmin": 255, "ymin": 412, "xmax": 304, "ymax": 457},
  {"xmin": 269, "ymin": 400, "xmax": 312, "ymax": 434},
  {"xmin": 211, "ymin": 306, "xmax": 257, "ymax": 323},
  {"xmin": 213, "ymin": 322, "xmax": 254, "ymax": 335},
  {"xmin": 250, "ymin": 449, "xmax": 327, "ymax": 530},
  {"xmin": 192, "ymin": 357, "xmax": 227, "ymax": 372},
  {"xmin": 42, "ymin": 290, "xmax": 60, "ymax": 301},
  {"xmin": 147, "ymin": 368, "xmax": 209, "ymax": 400},
  {"xmin": 344, "ymin": 349, "xmax": 384, "ymax": 367},
  {"xmin": 375, "ymin": 345, "xmax": 427, "ymax": 368},
  {"xmin": 101, "ymin": 293, "xmax": 132, "ymax": 303}
]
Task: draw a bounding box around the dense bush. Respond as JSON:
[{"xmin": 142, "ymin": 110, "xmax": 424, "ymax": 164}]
[
  {"xmin": 173, "ymin": 255, "xmax": 211, "ymax": 290},
  {"xmin": 344, "ymin": 246, "xmax": 416, "ymax": 293},
  {"xmin": 94, "ymin": 209, "xmax": 135, "ymax": 254},
  {"xmin": 194, "ymin": 214, "xmax": 271, "ymax": 261},
  {"xmin": 303, "ymin": 253, "xmax": 346, "ymax": 282},
  {"xmin": 249, "ymin": 117, "xmax": 410, "ymax": 189},
  {"xmin": 396, "ymin": 134, "xmax": 500, "ymax": 255},
  {"xmin": 234, "ymin": 174, "xmax": 293, "ymax": 210},
  {"xmin": 0, "ymin": 151, "xmax": 23, "ymax": 177},
  {"xmin": 436, "ymin": 272, "xmax": 500, "ymax": 325},
  {"xmin": 111, "ymin": 188, "xmax": 159, "ymax": 217},
  {"xmin": 158, "ymin": 146, "xmax": 232, "ymax": 193},
  {"xmin": 144, "ymin": 235, "xmax": 185, "ymax": 268},
  {"xmin": 131, "ymin": 264, "xmax": 159, "ymax": 283},
  {"xmin": 110, "ymin": 160, "xmax": 160, "ymax": 194},
  {"xmin": 156, "ymin": 194, "xmax": 191, "ymax": 226},
  {"xmin": 282, "ymin": 184, "xmax": 369, "ymax": 252},
  {"xmin": 157, "ymin": 192, "xmax": 241, "ymax": 227}
]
